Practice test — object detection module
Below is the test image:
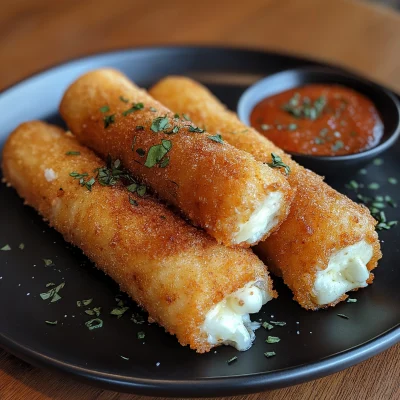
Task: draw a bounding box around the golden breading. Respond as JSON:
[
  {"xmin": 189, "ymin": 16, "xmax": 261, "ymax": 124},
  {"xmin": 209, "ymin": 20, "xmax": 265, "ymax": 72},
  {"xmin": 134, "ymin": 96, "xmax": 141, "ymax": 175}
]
[
  {"xmin": 149, "ymin": 76, "xmax": 382, "ymax": 310},
  {"xmin": 59, "ymin": 69, "xmax": 294, "ymax": 247},
  {"xmin": 2, "ymin": 121, "xmax": 276, "ymax": 352}
]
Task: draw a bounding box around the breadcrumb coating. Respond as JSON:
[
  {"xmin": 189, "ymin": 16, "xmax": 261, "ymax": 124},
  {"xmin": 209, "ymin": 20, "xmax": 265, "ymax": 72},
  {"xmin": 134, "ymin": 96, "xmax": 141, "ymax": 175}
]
[
  {"xmin": 59, "ymin": 69, "xmax": 293, "ymax": 247},
  {"xmin": 149, "ymin": 76, "xmax": 381, "ymax": 310},
  {"xmin": 2, "ymin": 121, "xmax": 276, "ymax": 352}
]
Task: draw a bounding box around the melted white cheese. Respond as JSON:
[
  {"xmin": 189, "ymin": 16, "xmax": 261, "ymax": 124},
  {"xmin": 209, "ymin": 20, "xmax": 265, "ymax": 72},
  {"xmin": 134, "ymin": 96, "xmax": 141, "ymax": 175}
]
[
  {"xmin": 234, "ymin": 191, "xmax": 283, "ymax": 245},
  {"xmin": 313, "ymin": 240, "xmax": 373, "ymax": 305},
  {"xmin": 203, "ymin": 281, "xmax": 272, "ymax": 351},
  {"xmin": 44, "ymin": 168, "xmax": 57, "ymax": 182}
]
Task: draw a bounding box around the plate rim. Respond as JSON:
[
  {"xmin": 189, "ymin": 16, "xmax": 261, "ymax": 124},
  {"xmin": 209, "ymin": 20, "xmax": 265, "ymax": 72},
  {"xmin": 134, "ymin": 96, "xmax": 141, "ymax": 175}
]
[{"xmin": 1, "ymin": 45, "xmax": 399, "ymax": 397}]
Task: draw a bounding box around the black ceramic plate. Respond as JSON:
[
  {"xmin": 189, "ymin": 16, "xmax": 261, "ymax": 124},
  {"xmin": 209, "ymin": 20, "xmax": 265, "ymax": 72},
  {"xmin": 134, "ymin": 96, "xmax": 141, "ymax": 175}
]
[{"xmin": 0, "ymin": 47, "xmax": 399, "ymax": 398}]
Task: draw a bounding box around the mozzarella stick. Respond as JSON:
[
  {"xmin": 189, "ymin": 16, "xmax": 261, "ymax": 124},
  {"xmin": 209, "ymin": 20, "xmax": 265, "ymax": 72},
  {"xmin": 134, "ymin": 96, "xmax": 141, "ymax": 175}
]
[
  {"xmin": 149, "ymin": 77, "xmax": 382, "ymax": 310},
  {"xmin": 59, "ymin": 69, "xmax": 293, "ymax": 247},
  {"xmin": 2, "ymin": 121, "xmax": 277, "ymax": 353}
]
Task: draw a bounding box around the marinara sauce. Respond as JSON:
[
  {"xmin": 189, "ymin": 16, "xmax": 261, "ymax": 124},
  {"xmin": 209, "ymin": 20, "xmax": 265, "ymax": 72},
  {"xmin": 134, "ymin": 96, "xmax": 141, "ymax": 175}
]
[{"xmin": 250, "ymin": 84, "xmax": 383, "ymax": 156}]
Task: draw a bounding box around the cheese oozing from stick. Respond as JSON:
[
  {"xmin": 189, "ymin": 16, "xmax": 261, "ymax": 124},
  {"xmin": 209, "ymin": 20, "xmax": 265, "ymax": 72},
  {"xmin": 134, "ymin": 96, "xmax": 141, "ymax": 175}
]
[
  {"xmin": 203, "ymin": 281, "xmax": 272, "ymax": 351},
  {"xmin": 234, "ymin": 192, "xmax": 283, "ymax": 245},
  {"xmin": 313, "ymin": 240, "xmax": 373, "ymax": 305}
]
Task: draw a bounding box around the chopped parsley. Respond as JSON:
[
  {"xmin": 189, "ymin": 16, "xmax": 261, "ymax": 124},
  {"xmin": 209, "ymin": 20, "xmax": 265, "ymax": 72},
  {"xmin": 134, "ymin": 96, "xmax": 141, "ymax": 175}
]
[
  {"xmin": 40, "ymin": 282, "xmax": 65, "ymax": 303},
  {"xmin": 144, "ymin": 139, "xmax": 172, "ymax": 168},
  {"xmin": 1, "ymin": 244, "xmax": 11, "ymax": 251},
  {"xmin": 99, "ymin": 105, "xmax": 110, "ymax": 113},
  {"xmin": 46, "ymin": 282, "xmax": 55, "ymax": 287},
  {"xmin": 65, "ymin": 151, "xmax": 81, "ymax": 156},
  {"xmin": 77, "ymin": 298, "xmax": 93, "ymax": 307},
  {"xmin": 19, "ymin": 243, "xmax": 25, "ymax": 250},
  {"xmin": 119, "ymin": 96, "xmax": 129, "ymax": 103},
  {"xmin": 347, "ymin": 298, "xmax": 357, "ymax": 303},
  {"xmin": 165, "ymin": 125, "xmax": 180, "ymax": 135},
  {"xmin": 373, "ymin": 158, "xmax": 384, "ymax": 166},
  {"xmin": 111, "ymin": 305, "xmax": 130, "ymax": 319},
  {"xmin": 337, "ymin": 313, "xmax": 349, "ymax": 319},
  {"xmin": 188, "ymin": 125, "xmax": 205, "ymax": 133},
  {"xmin": 149, "ymin": 107, "xmax": 157, "ymax": 112},
  {"xmin": 97, "ymin": 158, "xmax": 132, "ymax": 186},
  {"xmin": 174, "ymin": 113, "xmax": 180, "ymax": 119},
  {"xmin": 367, "ymin": 183, "xmax": 380, "ymax": 190},
  {"xmin": 262, "ymin": 322, "xmax": 274, "ymax": 330},
  {"xmin": 267, "ymin": 153, "xmax": 290, "ymax": 175},
  {"xmin": 266, "ymin": 336, "xmax": 280, "ymax": 343},
  {"xmin": 332, "ymin": 140, "xmax": 344, "ymax": 152},
  {"xmin": 227, "ymin": 356, "xmax": 238, "ymax": 364},
  {"xmin": 208, "ymin": 134, "xmax": 224, "ymax": 144},
  {"xmin": 269, "ymin": 321, "xmax": 286, "ymax": 326},
  {"xmin": 182, "ymin": 113, "xmax": 191, "ymax": 121},
  {"xmin": 264, "ymin": 351, "xmax": 276, "ymax": 358},
  {"xmin": 104, "ymin": 114, "xmax": 115, "ymax": 128},
  {"xmin": 282, "ymin": 94, "xmax": 326, "ymax": 120},
  {"xmin": 151, "ymin": 116, "xmax": 170, "ymax": 132},
  {"xmin": 45, "ymin": 320, "xmax": 58, "ymax": 325},
  {"xmin": 70, "ymin": 171, "xmax": 95, "ymax": 191},
  {"xmin": 42, "ymin": 259, "xmax": 54, "ymax": 267},
  {"xmin": 137, "ymin": 331, "xmax": 145, "ymax": 339},
  {"xmin": 136, "ymin": 185, "xmax": 146, "ymax": 197},
  {"xmin": 85, "ymin": 318, "xmax": 103, "ymax": 330},
  {"xmin": 69, "ymin": 172, "xmax": 88, "ymax": 179},
  {"xmin": 122, "ymin": 102, "xmax": 144, "ymax": 116},
  {"xmin": 120, "ymin": 355, "xmax": 130, "ymax": 360},
  {"xmin": 388, "ymin": 177, "xmax": 398, "ymax": 185},
  {"xmin": 85, "ymin": 307, "xmax": 101, "ymax": 317}
]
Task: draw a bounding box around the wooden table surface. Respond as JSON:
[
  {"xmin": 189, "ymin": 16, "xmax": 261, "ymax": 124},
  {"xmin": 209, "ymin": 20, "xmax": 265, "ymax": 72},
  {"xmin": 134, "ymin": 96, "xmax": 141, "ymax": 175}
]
[{"xmin": 1, "ymin": 0, "xmax": 399, "ymax": 399}]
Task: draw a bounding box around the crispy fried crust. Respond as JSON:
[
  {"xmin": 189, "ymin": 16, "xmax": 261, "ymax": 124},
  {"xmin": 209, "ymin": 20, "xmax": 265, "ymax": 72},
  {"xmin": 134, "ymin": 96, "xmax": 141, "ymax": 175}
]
[
  {"xmin": 1, "ymin": 121, "xmax": 276, "ymax": 352},
  {"xmin": 59, "ymin": 69, "xmax": 293, "ymax": 247},
  {"xmin": 149, "ymin": 76, "xmax": 382, "ymax": 310}
]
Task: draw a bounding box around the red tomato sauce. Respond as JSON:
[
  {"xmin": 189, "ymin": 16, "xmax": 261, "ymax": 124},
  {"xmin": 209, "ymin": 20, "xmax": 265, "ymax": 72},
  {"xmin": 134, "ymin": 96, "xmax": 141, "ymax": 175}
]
[{"xmin": 250, "ymin": 84, "xmax": 383, "ymax": 156}]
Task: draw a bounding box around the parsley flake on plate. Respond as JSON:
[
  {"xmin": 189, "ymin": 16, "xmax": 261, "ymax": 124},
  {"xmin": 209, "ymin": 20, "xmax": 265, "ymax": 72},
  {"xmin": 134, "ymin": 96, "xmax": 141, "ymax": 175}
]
[
  {"xmin": 42, "ymin": 258, "xmax": 54, "ymax": 267},
  {"xmin": 227, "ymin": 356, "xmax": 238, "ymax": 364},
  {"xmin": 85, "ymin": 318, "xmax": 103, "ymax": 330},
  {"xmin": 266, "ymin": 336, "xmax": 280, "ymax": 344},
  {"xmin": 111, "ymin": 305, "xmax": 130, "ymax": 319},
  {"xmin": 269, "ymin": 321, "xmax": 286, "ymax": 326},
  {"xmin": 1, "ymin": 244, "xmax": 11, "ymax": 251},
  {"xmin": 40, "ymin": 282, "xmax": 65, "ymax": 303},
  {"xmin": 65, "ymin": 151, "xmax": 80, "ymax": 156},
  {"xmin": 137, "ymin": 331, "xmax": 145, "ymax": 339},
  {"xmin": 77, "ymin": 298, "xmax": 93, "ymax": 307},
  {"xmin": 264, "ymin": 351, "xmax": 276, "ymax": 358},
  {"xmin": 262, "ymin": 322, "xmax": 274, "ymax": 330},
  {"xmin": 85, "ymin": 307, "xmax": 101, "ymax": 317},
  {"xmin": 45, "ymin": 320, "xmax": 58, "ymax": 325}
]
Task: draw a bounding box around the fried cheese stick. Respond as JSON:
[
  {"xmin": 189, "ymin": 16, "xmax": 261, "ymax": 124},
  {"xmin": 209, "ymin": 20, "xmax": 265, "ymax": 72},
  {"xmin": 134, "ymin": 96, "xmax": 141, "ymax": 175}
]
[
  {"xmin": 59, "ymin": 69, "xmax": 293, "ymax": 247},
  {"xmin": 149, "ymin": 76, "xmax": 382, "ymax": 310},
  {"xmin": 2, "ymin": 121, "xmax": 277, "ymax": 353}
]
